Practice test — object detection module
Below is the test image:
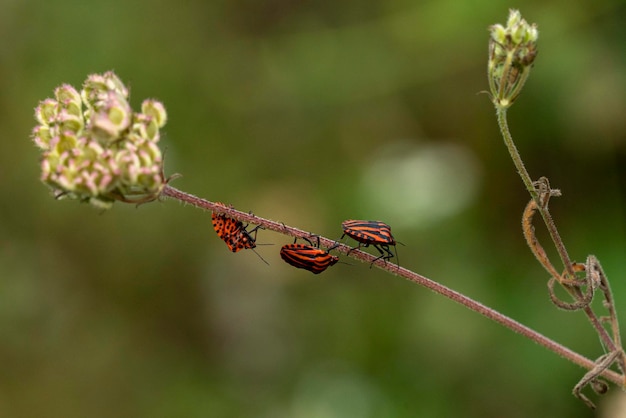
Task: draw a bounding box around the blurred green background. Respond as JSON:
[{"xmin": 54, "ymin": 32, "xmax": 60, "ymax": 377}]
[{"xmin": 2, "ymin": 0, "xmax": 626, "ymax": 417}]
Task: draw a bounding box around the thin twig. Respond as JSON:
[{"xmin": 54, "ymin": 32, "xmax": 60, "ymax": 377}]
[{"xmin": 160, "ymin": 184, "xmax": 623, "ymax": 386}]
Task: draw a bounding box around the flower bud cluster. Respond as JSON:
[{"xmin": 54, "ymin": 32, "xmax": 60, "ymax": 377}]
[
  {"xmin": 488, "ymin": 9, "xmax": 539, "ymax": 108},
  {"xmin": 32, "ymin": 72, "xmax": 167, "ymax": 208}
]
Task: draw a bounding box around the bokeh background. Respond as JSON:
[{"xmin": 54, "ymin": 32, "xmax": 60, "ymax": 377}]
[{"xmin": 2, "ymin": 0, "xmax": 626, "ymax": 417}]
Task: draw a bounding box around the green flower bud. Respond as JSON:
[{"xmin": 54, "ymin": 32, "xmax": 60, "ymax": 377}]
[
  {"xmin": 102, "ymin": 71, "xmax": 129, "ymax": 98},
  {"xmin": 490, "ymin": 24, "xmax": 506, "ymax": 44},
  {"xmin": 506, "ymin": 9, "xmax": 521, "ymax": 27},
  {"xmin": 55, "ymin": 85, "xmax": 83, "ymax": 117},
  {"xmin": 488, "ymin": 9, "xmax": 538, "ymax": 109},
  {"xmin": 35, "ymin": 99, "xmax": 58, "ymax": 126},
  {"xmin": 57, "ymin": 110, "xmax": 84, "ymax": 135},
  {"xmin": 53, "ymin": 132, "xmax": 80, "ymax": 156},
  {"xmin": 132, "ymin": 114, "xmax": 160, "ymax": 142},
  {"xmin": 32, "ymin": 125, "xmax": 52, "ymax": 150},
  {"xmin": 81, "ymin": 75, "xmax": 108, "ymax": 108},
  {"xmin": 89, "ymin": 98, "xmax": 132, "ymax": 144},
  {"xmin": 141, "ymin": 99, "xmax": 167, "ymax": 128}
]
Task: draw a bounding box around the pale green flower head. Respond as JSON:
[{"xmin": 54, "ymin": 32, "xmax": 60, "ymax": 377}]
[
  {"xmin": 32, "ymin": 71, "xmax": 168, "ymax": 208},
  {"xmin": 488, "ymin": 9, "xmax": 538, "ymax": 108}
]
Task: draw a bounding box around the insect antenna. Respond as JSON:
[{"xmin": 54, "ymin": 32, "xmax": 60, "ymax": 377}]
[{"xmin": 251, "ymin": 248, "xmax": 270, "ymax": 266}]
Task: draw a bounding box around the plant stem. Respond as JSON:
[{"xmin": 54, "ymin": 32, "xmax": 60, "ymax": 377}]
[
  {"xmin": 496, "ymin": 106, "xmax": 619, "ymax": 355},
  {"xmin": 496, "ymin": 107, "xmax": 577, "ymax": 274},
  {"xmin": 496, "ymin": 107, "xmax": 538, "ymax": 199},
  {"xmin": 160, "ymin": 184, "xmax": 623, "ymax": 386}
]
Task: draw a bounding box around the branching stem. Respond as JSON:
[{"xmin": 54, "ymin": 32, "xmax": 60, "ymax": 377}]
[{"xmin": 495, "ymin": 106, "xmax": 625, "ymax": 396}]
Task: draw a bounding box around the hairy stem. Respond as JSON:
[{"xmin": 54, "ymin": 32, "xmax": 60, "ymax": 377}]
[
  {"xmin": 497, "ymin": 108, "xmax": 574, "ymax": 275},
  {"xmin": 496, "ymin": 107, "xmax": 619, "ymax": 358},
  {"xmin": 160, "ymin": 184, "xmax": 623, "ymax": 386},
  {"xmin": 496, "ymin": 107, "xmax": 537, "ymax": 199}
]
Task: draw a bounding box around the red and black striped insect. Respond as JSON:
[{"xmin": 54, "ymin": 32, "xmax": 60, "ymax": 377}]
[
  {"xmin": 341, "ymin": 219, "xmax": 397, "ymax": 264},
  {"xmin": 212, "ymin": 203, "xmax": 262, "ymax": 252},
  {"xmin": 280, "ymin": 237, "xmax": 339, "ymax": 274}
]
